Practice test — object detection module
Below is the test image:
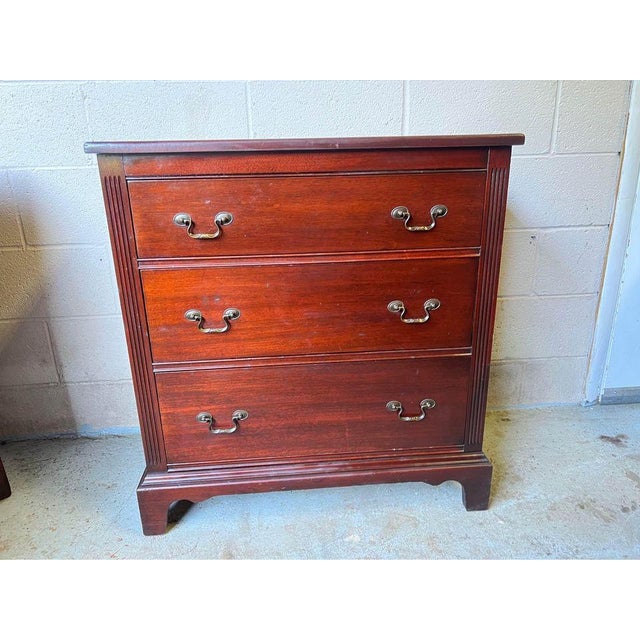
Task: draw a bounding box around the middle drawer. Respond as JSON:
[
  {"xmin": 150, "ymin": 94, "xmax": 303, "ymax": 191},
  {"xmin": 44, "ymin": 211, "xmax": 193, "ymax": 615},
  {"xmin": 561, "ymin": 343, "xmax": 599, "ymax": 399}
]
[{"xmin": 142, "ymin": 256, "xmax": 478, "ymax": 363}]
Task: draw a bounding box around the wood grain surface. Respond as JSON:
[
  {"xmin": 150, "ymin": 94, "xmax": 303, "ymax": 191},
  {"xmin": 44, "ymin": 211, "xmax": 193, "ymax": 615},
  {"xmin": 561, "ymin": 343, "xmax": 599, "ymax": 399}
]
[
  {"xmin": 123, "ymin": 148, "xmax": 489, "ymax": 177},
  {"xmin": 129, "ymin": 172, "xmax": 485, "ymax": 258},
  {"xmin": 86, "ymin": 133, "xmax": 525, "ymax": 155},
  {"xmin": 142, "ymin": 255, "xmax": 478, "ymax": 362},
  {"xmin": 156, "ymin": 355, "xmax": 471, "ymax": 464}
]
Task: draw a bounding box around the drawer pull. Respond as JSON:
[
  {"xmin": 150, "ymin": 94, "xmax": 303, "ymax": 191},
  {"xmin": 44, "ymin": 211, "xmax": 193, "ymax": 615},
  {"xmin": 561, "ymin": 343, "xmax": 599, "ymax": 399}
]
[
  {"xmin": 387, "ymin": 298, "xmax": 440, "ymax": 323},
  {"xmin": 184, "ymin": 308, "xmax": 240, "ymax": 333},
  {"xmin": 391, "ymin": 204, "xmax": 447, "ymax": 232},
  {"xmin": 196, "ymin": 410, "xmax": 248, "ymax": 434},
  {"xmin": 173, "ymin": 211, "xmax": 233, "ymax": 239},
  {"xmin": 386, "ymin": 399, "xmax": 436, "ymax": 422}
]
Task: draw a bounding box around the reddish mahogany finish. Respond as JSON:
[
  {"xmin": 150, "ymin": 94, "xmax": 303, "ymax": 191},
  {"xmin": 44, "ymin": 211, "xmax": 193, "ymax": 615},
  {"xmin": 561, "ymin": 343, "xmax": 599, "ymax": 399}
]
[
  {"xmin": 142, "ymin": 255, "xmax": 478, "ymax": 363},
  {"xmin": 0, "ymin": 457, "xmax": 10, "ymax": 500},
  {"xmin": 85, "ymin": 133, "xmax": 525, "ymax": 155},
  {"xmin": 89, "ymin": 134, "xmax": 523, "ymax": 535},
  {"xmin": 122, "ymin": 148, "xmax": 489, "ymax": 178},
  {"xmin": 136, "ymin": 451, "xmax": 493, "ymax": 536},
  {"xmin": 466, "ymin": 148, "xmax": 513, "ymax": 449},
  {"xmin": 129, "ymin": 172, "xmax": 485, "ymax": 258},
  {"xmin": 99, "ymin": 158, "xmax": 166, "ymax": 470},
  {"xmin": 156, "ymin": 355, "xmax": 471, "ymax": 465}
]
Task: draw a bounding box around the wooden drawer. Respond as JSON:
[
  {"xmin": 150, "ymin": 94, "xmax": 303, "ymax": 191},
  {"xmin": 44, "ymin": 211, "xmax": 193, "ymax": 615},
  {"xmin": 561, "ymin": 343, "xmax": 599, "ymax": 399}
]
[
  {"xmin": 156, "ymin": 355, "xmax": 471, "ymax": 465},
  {"xmin": 128, "ymin": 172, "xmax": 485, "ymax": 258},
  {"xmin": 142, "ymin": 255, "xmax": 478, "ymax": 363}
]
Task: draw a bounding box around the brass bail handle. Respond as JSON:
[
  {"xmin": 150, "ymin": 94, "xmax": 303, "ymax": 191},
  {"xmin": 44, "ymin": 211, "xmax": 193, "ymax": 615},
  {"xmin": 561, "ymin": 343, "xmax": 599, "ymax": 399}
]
[
  {"xmin": 196, "ymin": 410, "xmax": 248, "ymax": 434},
  {"xmin": 386, "ymin": 399, "xmax": 436, "ymax": 422},
  {"xmin": 184, "ymin": 308, "xmax": 240, "ymax": 334},
  {"xmin": 387, "ymin": 298, "xmax": 440, "ymax": 324},
  {"xmin": 173, "ymin": 211, "xmax": 233, "ymax": 239},
  {"xmin": 391, "ymin": 204, "xmax": 447, "ymax": 232}
]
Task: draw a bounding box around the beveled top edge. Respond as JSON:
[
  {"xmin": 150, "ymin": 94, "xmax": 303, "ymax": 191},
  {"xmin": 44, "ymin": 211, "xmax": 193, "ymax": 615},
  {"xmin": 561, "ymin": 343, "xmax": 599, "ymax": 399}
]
[{"xmin": 84, "ymin": 134, "xmax": 525, "ymax": 155}]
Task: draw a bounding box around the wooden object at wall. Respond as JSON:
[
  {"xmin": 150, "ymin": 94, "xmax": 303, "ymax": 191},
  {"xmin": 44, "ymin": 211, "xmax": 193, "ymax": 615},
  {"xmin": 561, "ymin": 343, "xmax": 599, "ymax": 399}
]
[
  {"xmin": 0, "ymin": 457, "xmax": 11, "ymax": 500},
  {"xmin": 86, "ymin": 134, "xmax": 524, "ymax": 535}
]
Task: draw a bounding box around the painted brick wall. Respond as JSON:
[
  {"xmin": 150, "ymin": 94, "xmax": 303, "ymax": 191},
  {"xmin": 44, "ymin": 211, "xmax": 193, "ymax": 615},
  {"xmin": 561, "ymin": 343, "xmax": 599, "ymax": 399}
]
[{"xmin": 0, "ymin": 80, "xmax": 631, "ymax": 439}]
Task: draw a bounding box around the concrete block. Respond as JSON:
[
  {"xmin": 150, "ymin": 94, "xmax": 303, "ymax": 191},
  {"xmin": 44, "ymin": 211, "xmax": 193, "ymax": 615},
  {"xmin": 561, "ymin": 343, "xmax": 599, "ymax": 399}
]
[
  {"xmin": 492, "ymin": 296, "xmax": 597, "ymax": 360},
  {"xmin": 498, "ymin": 231, "xmax": 537, "ymax": 296},
  {"xmin": 249, "ymin": 81, "xmax": 402, "ymax": 138},
  {"xmin": 0, "ymin": 380, "xmax": 138, "ymax": 439},
  {"xmin": 555, "ymin": 81, "xmax": 630, "ymax": 153},
  {"xmin": 0, "ymin": 218, "xmax": 21, "ymax": 247},
  {"xmin": 520, "ymin": 357, "xmax": 587, "ymax": 405},
  {"xmin": 407, "ymin": 81, "xmax": 557, "ymax": 154},
  {"xmin": 0, "ymin": 171, "xmax": 22, "ymax": 247},
  {"xmin": 507, "ymin": 155, "xmax": 620, "ymax": 228},
  {"xmin": 48, "ymin": 317, "xmax": 131, "ymax": 383},
  {"xmin": 65, "ymin": 381, "xmax": 138, "ymax": 431},
  {"xmin": 488, "ymin": 357, "xmax": 588, "ymax": 408},
  {"xmin": 0, "ymin": 384, "xmax": 72, "ymax": 439},
  {"xmin": 0, "ymin": 247, "xmax": 118, "ymax": 319},
  {"xmin": 487, "ymin": 360, "xmax": 524, "ymax": 408},
  {"xmin": 0, "ymin": 321, "xmax": 59, "ymax": 386},
  {"xmin": 9, "ymin": 168, "xmax": 107, "ymax": 245},
  {"xmin": 0, "ymin": 82, "xmax": 90, "ymax": 167},
  {"xmin": 84, "ymin": 81, "xmax": 248, "ymax": 141},
  {"xmin": 534, "ymin": 227, "xmax": 610, "ymax": 295}
]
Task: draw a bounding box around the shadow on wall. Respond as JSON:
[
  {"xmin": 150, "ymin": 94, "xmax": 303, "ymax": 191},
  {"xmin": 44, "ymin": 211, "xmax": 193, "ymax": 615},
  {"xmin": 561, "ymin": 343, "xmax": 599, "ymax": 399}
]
[
  {"xmin": 486, "ymin": 180, "xmax": 608, "ymax": 408},
  {"xmin": 0, "ymin": 174, "xmax": 137, "ymax": 441},
  {"xmin": 0, "ymin": 205, "xmax": 70, "ymax": 439}
]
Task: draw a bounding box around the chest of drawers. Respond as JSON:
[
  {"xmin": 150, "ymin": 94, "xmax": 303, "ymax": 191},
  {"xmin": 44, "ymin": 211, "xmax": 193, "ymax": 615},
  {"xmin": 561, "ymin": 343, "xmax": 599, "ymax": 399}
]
[{"xmin": 86, "ymin": 134, "xmax": 524, "ymax": 535}]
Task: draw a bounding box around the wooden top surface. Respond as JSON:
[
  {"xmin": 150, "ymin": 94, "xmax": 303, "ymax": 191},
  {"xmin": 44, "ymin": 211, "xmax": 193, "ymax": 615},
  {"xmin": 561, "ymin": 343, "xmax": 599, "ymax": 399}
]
[{"xmin": 84, "ymin": 134, "xmax": 525, "ymax": 155}]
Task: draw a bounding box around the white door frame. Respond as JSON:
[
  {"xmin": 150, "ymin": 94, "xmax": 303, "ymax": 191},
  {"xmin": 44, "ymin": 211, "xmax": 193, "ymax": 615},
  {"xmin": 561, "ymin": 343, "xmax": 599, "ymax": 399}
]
[{"xmin": 585, "ymin": 80, "xmax": 640, "ymax": 404}]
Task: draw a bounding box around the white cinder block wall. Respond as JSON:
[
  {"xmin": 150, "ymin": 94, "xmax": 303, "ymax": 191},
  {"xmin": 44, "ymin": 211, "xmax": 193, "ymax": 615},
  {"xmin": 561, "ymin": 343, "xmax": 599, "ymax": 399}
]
[{"xmin": 0, "ymin": 80, "xmax": 631, "ymax": 439}]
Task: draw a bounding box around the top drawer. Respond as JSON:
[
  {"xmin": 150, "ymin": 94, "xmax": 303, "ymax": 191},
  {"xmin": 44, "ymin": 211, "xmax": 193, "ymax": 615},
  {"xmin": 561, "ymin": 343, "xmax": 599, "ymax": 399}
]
[{"xmin": 128, "ymin": 172, "xmax": 485, "ymax": 259}]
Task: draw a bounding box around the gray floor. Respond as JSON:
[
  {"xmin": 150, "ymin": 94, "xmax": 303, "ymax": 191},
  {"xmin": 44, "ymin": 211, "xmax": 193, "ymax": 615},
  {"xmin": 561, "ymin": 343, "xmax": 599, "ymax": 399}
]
[{"xmin": 0, "ymin": 404, "xmax": 639, "ymax": 559}]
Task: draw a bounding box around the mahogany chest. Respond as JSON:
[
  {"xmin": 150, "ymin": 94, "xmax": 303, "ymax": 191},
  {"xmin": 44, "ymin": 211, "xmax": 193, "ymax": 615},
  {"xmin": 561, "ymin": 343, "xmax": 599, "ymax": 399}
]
[{"xmin": 86, "ymin": 134, "xmax": 524, "ymax": 535}]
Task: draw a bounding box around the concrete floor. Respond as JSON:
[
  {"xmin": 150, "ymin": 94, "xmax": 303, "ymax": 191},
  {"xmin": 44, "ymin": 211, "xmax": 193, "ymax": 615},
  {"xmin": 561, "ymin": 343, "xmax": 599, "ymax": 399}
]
[{"xmin": 0, "ymin": 404, "xmax": 638, "ymax": 559}]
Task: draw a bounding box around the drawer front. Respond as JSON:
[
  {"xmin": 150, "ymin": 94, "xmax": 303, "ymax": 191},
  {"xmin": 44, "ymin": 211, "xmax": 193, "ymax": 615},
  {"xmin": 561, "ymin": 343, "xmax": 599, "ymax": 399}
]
[
  {"xmin": 142, "ymin": 256, "xmax": 478, "ymax": 363},
  {"xmin": 129, "ymin": 172, "xmax": 485, "ymax": 258},
  {"xmin": 156, "ymin": 356, "xmax": 471, "ymax": 465}
]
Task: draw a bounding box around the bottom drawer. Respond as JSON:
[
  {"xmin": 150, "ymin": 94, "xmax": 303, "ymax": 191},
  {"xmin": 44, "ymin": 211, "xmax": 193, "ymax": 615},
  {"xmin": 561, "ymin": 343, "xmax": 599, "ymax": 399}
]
[{"xmin": 156, "ymin": 356, "xmax": 471, "ymax": 465}]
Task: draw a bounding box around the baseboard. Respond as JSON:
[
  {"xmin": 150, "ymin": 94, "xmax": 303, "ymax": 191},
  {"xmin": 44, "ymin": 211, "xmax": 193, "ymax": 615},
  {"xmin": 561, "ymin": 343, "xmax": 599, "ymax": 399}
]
[{"xmin": 601, "ymin": 387, "xmax": 640, "ymax": 405}]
